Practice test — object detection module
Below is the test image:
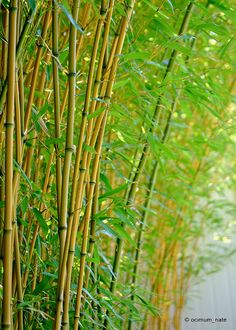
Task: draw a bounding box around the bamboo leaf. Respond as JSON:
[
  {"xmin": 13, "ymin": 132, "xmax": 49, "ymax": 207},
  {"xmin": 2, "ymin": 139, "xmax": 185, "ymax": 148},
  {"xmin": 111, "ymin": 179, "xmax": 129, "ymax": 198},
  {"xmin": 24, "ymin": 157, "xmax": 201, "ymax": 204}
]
[
  {"xmin": 28, "ymin": 0, "xmax": 36, "ymax": 12},
  {"xmin": 84, "ymin": 144, "xmax": 96, "ymax": 153},
  {"xmin": 112, "ymin": 223, "xmax": 136, "ymax": 247},
  {"xmin": 32, "ymin": 208, "xmax": 48, "ymax": 235},
  {"xmin": 56, "ymin": 1, "xmax": 84, "ymax": 34},
  {"xmin": 87, "ymin": 106, "xmax": 106, "ymax": 119},
  {"xmin": 135, "ymin": 294, "xmax": 160, "ymax": 316},
  {"xmin": 13, "ymin": 160, "xmax": 32, "ymax": 188},
  {"xmin": 99, "ymin": 184, "xmax": 128, "ymax": 200},
  {"xmin": 121, "ymin": 52, "xmax": 150, "ymax": 60}
]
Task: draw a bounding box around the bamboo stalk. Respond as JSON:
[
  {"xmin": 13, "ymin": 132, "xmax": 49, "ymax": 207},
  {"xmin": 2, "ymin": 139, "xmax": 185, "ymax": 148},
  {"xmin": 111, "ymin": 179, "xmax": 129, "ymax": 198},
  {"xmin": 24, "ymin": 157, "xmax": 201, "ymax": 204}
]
[
  {"xmin": 13, "ymin": 225, "xmax": 23, "ymax": 330},
  {"xmin": 0, "ymin": 7, "xmax": 36, "ymax": 114},
  {"xmin": 3, "ymin": 1, "xmax": 17, "ymax": 328},
  {"xmin": 82, "ymin": 162, "xmax": 100, "ymax": 296},
  {"xmin": 56, "ymin": 2, "xmax": 132, "ymax": 326},
  {"xmin": 55, "ymin": 4, "xmax": 118, "ymax": 328},
  {"xmin": 61, "ymin": 2, "xmax": 111, "ymax": 327},
  {"xmin": 24, "ymin": 9, "xmax": 51, "ymax": 134},
  {"xmin": 52, "ymin": 0, "xmax": 62, "ymax": 227},
  {"xmin": 73, "ymin": 110, "xmax": 108, "ymax": 329},
  {"xmin": 58, "ymin": 0, "xmax": 81, "ymax": 270}
]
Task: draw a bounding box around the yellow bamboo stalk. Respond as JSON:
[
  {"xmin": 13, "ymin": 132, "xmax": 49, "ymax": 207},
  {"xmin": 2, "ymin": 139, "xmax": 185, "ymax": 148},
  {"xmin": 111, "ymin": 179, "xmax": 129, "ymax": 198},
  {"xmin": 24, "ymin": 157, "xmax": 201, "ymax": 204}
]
[
  {"xmin": 74, "ymin": 110, "xmax": 108, "ymax": 329},
  {"xmin": 3, "ymin": 1, "xmax": 17, "ymax": 328},
  {"xmin": 24, "ymin": 10, "xmax": 51, "ymax": 133}
]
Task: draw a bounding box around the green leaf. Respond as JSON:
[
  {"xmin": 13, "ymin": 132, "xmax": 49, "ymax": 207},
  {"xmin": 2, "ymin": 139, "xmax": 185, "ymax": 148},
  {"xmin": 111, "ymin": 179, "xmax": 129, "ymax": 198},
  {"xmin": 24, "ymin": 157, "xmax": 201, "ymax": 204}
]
[
  {"xmin": 33, "ymin": 278, "xmax": 52, "ymax": 295},
  {"xmin": 56, "ymin": 1, "xmax": 84, "ymax": 34},
  {"xmin": 82, "ymin": 288, "xmax": 100, "ymax": 306},
  {"xmin": 122, "ymin": 51, "xmax": 150, "ymax": 61},
  {"xmin": 100, "ymin": 173, "xmax": 112, "ymax": 190},
  {"xmin": 14, "ymin": 160, "xmax": 32, "ymax": 188},
  {"xmin": 135, "ymin": 294, "xmax": 160, "ymax": 316},
  {"xmin": 112, "ymin": 223, "xmax": 136, "ymax": 247},
  {"xmin": 84, "ymin": 144, "xmax": 96, "ymax": 153},
  {"xmin": 32, "ymin": 208, "xmax": 48, "ymax": 235},
  {"xmin": 21, "ymin": 197, "xmax": 28, "ymax": 215},
  {"xmin": 99, "ymin": 184, "xmax": 128, "ymax": 200},
  {"xmin": 87, "ymin": 106, "xmax": 106, "ymax": 119},
  {"xmin": 28, "ymin": 0, "xmax": 36, "ymax": 12},
  {"xmin": 113, "ymin": 78, "xmax": 130, "ymax": 90},
  {"xmin": 196, "ymin": 23, "xmax": 228, "ymax": 36},
  {"xmin": 167, "ymin": 0, "xmax": 174, "ymax": 13}
]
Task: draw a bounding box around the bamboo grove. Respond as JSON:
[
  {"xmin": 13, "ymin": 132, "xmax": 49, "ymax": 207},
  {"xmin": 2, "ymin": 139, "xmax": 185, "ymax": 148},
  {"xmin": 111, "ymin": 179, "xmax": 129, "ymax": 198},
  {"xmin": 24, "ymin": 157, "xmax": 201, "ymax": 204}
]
[{"xmin": 0, "ymin": 0, "xmax": 236, "ymax": 329}]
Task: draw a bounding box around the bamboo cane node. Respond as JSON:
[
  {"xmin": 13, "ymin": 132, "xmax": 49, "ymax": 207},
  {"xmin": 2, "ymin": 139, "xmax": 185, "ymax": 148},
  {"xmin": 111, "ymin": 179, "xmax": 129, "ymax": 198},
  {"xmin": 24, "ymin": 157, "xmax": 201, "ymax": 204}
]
[
  {"xmin": 65, "ymin": 147, "xmax": 74, "ymax": 152},
  {"xmin": 89, "ymin": 180, "xmax": 96, "ymax": 185},
  {"xmin": 52, "ymin": 51, "xmax": 59, "ymax": 57},
  {"xmin": 2, "ymin": 323, "xmax": 11, "ymax": 329},
  {"xmin": 125, "ymin": 4, "xmax": 133, "ymax": 11},
  {"xmin": 89, "ymin": 238, "xmax": 96, "ymax": 243},
  {"xmin": 57, "ymin": 297, "xmax": 64, "ymax": 303},
  {"xmin": 69, "ymin": 249, "xmax": 75, "ymax": 254},
  {"xmin": 36, "ymin": 42, "xmax": 44, "ymax": 49},
  {"xmin": 79, "ymin": 167, "xmax": 86, "ymax": 172},
  {"xmin": 80, "ymin": 252, "xmax": 87, "ymax": 256},
  {"xmin": 4, "ymin": 228, "xmax": 12, "ymax": 233},
  {"xmin": 100, "ymin": 9, "xmax": 107, "ymax": 16},
  {"xmin": 4, "ymin": 122, "xmax": 14, "ymax": 128},
  {"xmin": 82, "ymin": 111, "xmax": 88, "ymax": 117},
  {"xmin": 68, "ymin": 72, "xmax": 76, "ymax": 77},
  {"xmin": 61, "ymin": 321, "xmax": 69, "ymax": 325},
  {"xmin": 59, "ymin": 225, "xmax": 67, "ymax": 230},
  {"xmin": 9, "ymin": 6, "xmax": 17, "ymax": 12}
]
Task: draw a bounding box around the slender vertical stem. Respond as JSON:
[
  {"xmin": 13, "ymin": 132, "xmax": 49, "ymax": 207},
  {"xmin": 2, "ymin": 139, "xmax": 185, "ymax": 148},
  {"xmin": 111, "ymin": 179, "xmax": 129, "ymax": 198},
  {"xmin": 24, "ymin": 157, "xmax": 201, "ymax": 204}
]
[
  {"xmin": 73, "ymin": 111, "xmax": 107, "ymax": 329},
  {"xmin": 58, "ymin": 0, "xmax": 81, "ymax": 270},
  {"xmin": 3, "ymin": 1, "xmax": 17, "ymax": 328},
  {"xmin": 52, "ymin": 0, "xmax": 62, "ymax": 229},
  {"xmin": 24, "ymin": 10, "xmax": 51, "ymax": 133}
]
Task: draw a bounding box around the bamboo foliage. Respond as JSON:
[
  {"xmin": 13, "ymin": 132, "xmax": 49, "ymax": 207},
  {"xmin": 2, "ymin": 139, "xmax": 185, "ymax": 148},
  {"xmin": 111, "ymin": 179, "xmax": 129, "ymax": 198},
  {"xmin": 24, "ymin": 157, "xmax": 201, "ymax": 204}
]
[{"xmin": 0, "ymin": 0, "xmax": 236, "ymax": 329}]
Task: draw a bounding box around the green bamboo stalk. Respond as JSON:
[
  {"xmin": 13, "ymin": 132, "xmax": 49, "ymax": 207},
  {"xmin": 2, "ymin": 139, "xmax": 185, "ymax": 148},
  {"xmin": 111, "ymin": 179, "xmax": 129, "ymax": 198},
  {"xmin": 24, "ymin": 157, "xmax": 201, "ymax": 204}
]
[
  {"xmin": 52, "ymin": 0, "xmax": 62, "ymax": 227},
  {"xmin": 58, "ymin": 0, "xmax": 81, "ymax": 271},
  {"xmin": 2, "ymin": 1, "xmax": 17, "ymax": 328},
  {"xmin": 127, "ymin": 93, "xmax": 179, "ymax": 329},
  {"xmin": 105, "ymin": 4, "xmax": 194, "ymax": 325}
]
